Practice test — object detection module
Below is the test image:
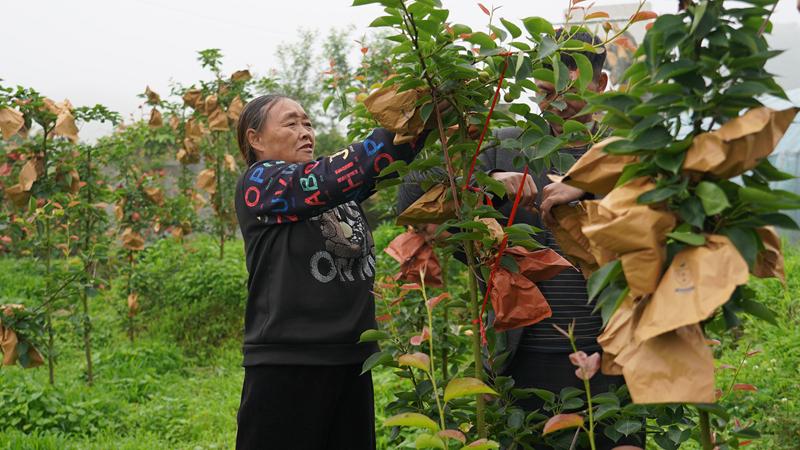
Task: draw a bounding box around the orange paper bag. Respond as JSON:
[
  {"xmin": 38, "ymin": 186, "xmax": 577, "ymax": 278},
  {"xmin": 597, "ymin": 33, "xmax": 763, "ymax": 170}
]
[
  {"xmin": 385, "ymin": 231, "xmax": 443, "ymax": 288},
  {"xmin": 396, "ymin": 184, "xmax": 457, "ymax": 225},
  {"xmin": 683, "ymin": 107, "xmax": 798, "ymax": 178},
  {"xmin": 562, "ymin": 137, "xmax": 638, "ymax": 195},
  {"xmin": 490, "ymin": 268, "xmax": 552, "ymax": 332},
  {"xmin": 504, "ymin": 246, "xmax": 574, "ymax": 282},
  {"xmin": 364, "ymin": 83, "xmax": 428, "ymax": 145},
  {"xmin": 635, "ymin": 235, "xmax": 748, "ymax": 343},
  {"xmin": 617, "ymin": 324, "xmax": 715, "ymax": 404}
]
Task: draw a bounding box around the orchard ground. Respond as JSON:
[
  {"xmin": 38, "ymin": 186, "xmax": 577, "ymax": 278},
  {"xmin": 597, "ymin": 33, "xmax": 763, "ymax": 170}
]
[{"xmin": 0, "ymin": 228, "xmax": 797, "ymax": 450}]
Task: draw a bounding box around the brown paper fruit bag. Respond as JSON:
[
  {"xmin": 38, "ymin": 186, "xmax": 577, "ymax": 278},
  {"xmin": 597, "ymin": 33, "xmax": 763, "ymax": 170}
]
[
  {"xmin": 504, "ymin": 246, "xmax": 574, "ymax": 282},
  {"xmin": 396, "ymin": 184, "xmax": 457, "ymax": 225},
  {"xmin": 364, "ymin": 83, "xmax": 428, "ymax": 145},
  {"xmin": 550, "ymin": 204, "xmax": 600, "ymax": 277},
  {"xmin": 1, "ymin": 305, "xmax": 45, "ymax": 368},
  {"xmin": 562, "ymin": 137, "xmax": 638, "ymax": 195},
  {"xmin": 753, "ymin": 226, "xmax": 785, "ymax": 284},
  {"xmin": 385, "ymin": 231, "xmax": 443, "ymax": 288},
  {"xmin": 683, "ymin": 107, "xmax": 798, "ymax": 178},
  {"xmin": 490, "ymin": 268, "xmax": 552, "ymax": 332},
  {"xmin": 635, "ymin": 234, "xmax": 748, "ymax": 343},
  {"xmin": 597, "ymin": 295, "xmax": 637, "ymax": 376},
  {"xmin": 582, "ymin": 178, "xmax": 676, "ymax": 297},
  {"xmin": 617, "ymin": 324, "xmax": 715, "ymax": 404}
]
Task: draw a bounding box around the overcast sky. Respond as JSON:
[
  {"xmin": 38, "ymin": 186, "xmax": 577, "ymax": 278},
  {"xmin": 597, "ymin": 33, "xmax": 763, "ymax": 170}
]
[{"xmin": 3, "ymin": 0, "xmax": 799, "ymax": 140}]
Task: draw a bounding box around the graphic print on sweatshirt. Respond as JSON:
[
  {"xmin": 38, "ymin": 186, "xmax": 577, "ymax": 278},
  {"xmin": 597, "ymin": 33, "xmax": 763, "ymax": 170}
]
[{"xmin": 308, "ymin": 202, "xmax": 376, "ymax": 284}]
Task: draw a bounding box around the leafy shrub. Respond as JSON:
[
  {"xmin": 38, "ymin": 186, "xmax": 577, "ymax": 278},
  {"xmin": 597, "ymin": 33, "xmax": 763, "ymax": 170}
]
[
  {"xmin": 128, "ymin": 234, "xmax": 247, "ymax": 358},
  {"xmin": 0, "ymin": 371, "xmax": 117, "ymax": 437}
]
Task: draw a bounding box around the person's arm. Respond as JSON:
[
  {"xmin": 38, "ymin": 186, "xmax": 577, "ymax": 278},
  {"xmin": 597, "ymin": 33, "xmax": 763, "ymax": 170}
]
[{"xmin": 241, "ymin": 128, "xmax": 426, "ymax": 224}]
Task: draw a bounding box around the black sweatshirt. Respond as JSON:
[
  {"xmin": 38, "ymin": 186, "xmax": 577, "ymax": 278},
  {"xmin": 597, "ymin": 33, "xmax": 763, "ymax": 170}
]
[{"xmin": 235, "ymin": 128, "xmax": 422, "ymax": 366}]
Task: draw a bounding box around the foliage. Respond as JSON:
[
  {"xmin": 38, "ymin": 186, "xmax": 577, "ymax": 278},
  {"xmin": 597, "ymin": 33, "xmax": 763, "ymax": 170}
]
[{"xmin": 126, "ymin": 234, "xmax": 247, "ymax": 359}]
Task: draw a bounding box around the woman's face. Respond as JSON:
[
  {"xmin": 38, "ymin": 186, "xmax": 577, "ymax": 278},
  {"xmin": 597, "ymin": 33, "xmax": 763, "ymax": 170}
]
[{"xmin": 247, "ymin": 98, "xmax": 316, "ymax": 163}]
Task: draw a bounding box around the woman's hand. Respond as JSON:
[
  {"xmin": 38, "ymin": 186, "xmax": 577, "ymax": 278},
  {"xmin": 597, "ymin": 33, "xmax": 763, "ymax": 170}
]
[
  {"xmin": 490, "ymin": 171, "xmax": 538, "ymax": 211},
  {"xmin": 540, "ymin": 183, "xmax": 585, "ymax": 226}
]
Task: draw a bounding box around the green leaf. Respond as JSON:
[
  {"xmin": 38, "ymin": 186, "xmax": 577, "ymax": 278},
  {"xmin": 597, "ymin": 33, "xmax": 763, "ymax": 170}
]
[
  {"xmin": 632, "ymin": 126, "xmax": 672, "ymax": 150},
  {"xmin": 571, "ymin": 52, "xmax": 594, "ymax": 91},
  {"xmin": 653, "ymin": 60, "xmax": 699, "ymax": 82},
  {"xmin": 361, "ymin": 351, "xmax": 394, "ymax": 375},
  {"xmin": 369, "ymin": 15, "xmax": 403, "ymax": 27},
  {"xmin": 721, "ymin": 227, "xmax": 759, "ymax": 268},
  {"xmin": 461, "ymin": 439, "xmax": 500, "ymax": 450},
  {"xmin": 531, "ymin": 388, "xmax": 556, "ymax": 405},
  {"xmin": 533, "ymin": 135, "xmax": 562, "ymax": 159},
  {"xmin": 738, "ymin": 298, "xmax": 778, "ymax": 325},
  {"xmin": 531, "ymin": 68, "xmax": 554, "ymax": 84},
  {"xmin": 384, "ymin": 412, "xmax": 440, "ymax": 432},
  {"xmin": 587, "ymin": 260, "xmax": 622, "ymax": 301},
  {"xmin": 475, "ymin": 171, "xmax": 508, "ymax": 198},
  {"xmin": 696, "ymin": 181, "xmax": 730, "ymax": 215},
  {"xmin": 358, "ymin": 329, "xmax": 390, "ymax": 343},
  {"xmin": 465, "ymin": 32, "xmax": 497, "ymax": 49},
  {"xmin": 500, "ymin": 18, "xmax": 521, "ymax": 38},
  {"xmin": 614, "ymin": 419, "xmax": 642, "ymax": 436},
  {"xmin": 444, "ymin": 377, "xmax": 499, "ymax": 403},
  {"xmin": 654, "ymin": 151, "xmax": 685, "ymax": 173},
  {"xmin": 667, "ymin": 231, "xmax": 706, "ymax": 246},
  {"xmin": 522, "ymin": 16, "xmax": 555, "ymax": 36},
  {"xmin": 595, "ymin": 403, "xmax": 621, "ymax": 421},
  {"xmin": 416, "ymin": 434, "xmax": 446, "ymax": 449},
  {"xmin": 637, "ymin": 184, "xmax": 683, "ymax": 204}
]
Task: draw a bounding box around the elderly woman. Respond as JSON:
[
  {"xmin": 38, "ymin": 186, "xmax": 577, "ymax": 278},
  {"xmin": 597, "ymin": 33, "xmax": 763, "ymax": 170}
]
[{"xmin": 233, "ymin": 94, "xmax": 429, "ymax": 449}]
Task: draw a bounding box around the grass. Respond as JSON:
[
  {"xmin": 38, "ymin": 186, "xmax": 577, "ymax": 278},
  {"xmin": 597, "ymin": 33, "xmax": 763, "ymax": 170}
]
[{"xmin": 0, "ymin": 240, "xmax": 798, "ymax": 449}]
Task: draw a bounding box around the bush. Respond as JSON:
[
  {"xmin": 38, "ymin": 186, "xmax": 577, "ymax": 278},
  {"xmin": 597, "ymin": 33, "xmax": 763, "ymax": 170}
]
[{"xmin": 128, "ymin": 234, "xmax": 247, "ymax": 359}]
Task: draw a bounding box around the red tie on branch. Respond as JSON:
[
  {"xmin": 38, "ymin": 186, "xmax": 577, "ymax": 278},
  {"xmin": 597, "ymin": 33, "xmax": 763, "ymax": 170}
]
[
  {"xmin": 463, "ymin": 55, "xmax": 511, "ymax": 192},
  {"xmin": 476, "ymin": 165, "xmax": 529, "ymax": 346},
  {"xmin": 456, "ymin": 52, "xmax": 525, "ymax": 345}
]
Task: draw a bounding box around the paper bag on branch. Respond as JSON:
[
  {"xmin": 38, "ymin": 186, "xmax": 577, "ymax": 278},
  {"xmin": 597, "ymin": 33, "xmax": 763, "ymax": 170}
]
[
  {"xmin": 504, "ymin": 246, "xmax": 574, "ymax": 282},
  {"xmin": 478, "ymin": 217, "xmax": 505, "ymax": 244},
  {"xmin": 579, "ymin": 200, "xmax": 618, "ymax": 268},
  {"xmin": 224, "ymin": 153, "xmax": 238, "ymax": 172},
  {"xmin": 597, "ymin": 296, "xmax": 636, "ymax": 375},
  {"xmin": 397, "ymin": 184, "xmax": 457, "ymax": 225},
  {"xmin": 183, "ymin": 89, "xmax": 202, "ymax": 109},
  {"xmin": 0, "ymin": 107, "xmax": 24, "ymax": 140},
  {"xmin": 231, "ymin": 70, "xmax": 252, "ymax": 82},
  {"xmin": 635, "ymin": 235, "xmax": 748, "ymax": 343},
  {"xmin": 121, "ymin": 227, "xmax": 145, "ymax": 251},
  {"xmin": 19, "ymin": 160, "xmax": 38, "ymax": 191},
  {"xmin": 228, "ymin": 96, "xmax": 244, "ymax": 122},
  {"xmin": 617, "ymin": 324, "xmax": 715, "ymax": 404},
  {"xmin": 582, "ymin": 178, "xmax": 676, "ymax": 297},
  {"xmin": 54, "ymin": 108, "xmax": 79, "ymax": 143},
  {"xmin": 144, "ymin": 187, "xmax": 164, "ymax": 205},
  {"xmin": 148, "ymin": 108, "xmax": 163, "ymax": 128},
  {"xmin": 364, "ymin": 83, "xmax": 428, "ymax": 145},
  {"xmin": 597, "ymin": 295, "xmax": 638, "ymax": 375},
  {"xmin": 204, "ymin": 95, "xmax": 229, "ymax": 131},
  {"xmin": 562, "ymin": 137, "xmax": 637, "ymax": 195},
  {"xmin": 490, "ymin": 268, "xmax": 552, "ymax": 332},
  {"xmin": 4, "ymin": 184, "xmax": 30, "ymax": 208},
  {"xmin": 385, "ymin": 231, "xmax": 443, "ymax": 288},
  {"xmin": 683, "ymin": 107, "xmax": 798, "ymax": 178},
  {"xmin": 549, "ymin": 204, "xmax": 600, "ymax": 277},
  {"xmin": 197, "ymin": 169, "xmax": 216, "ymax": 194},
  {"xmin": 753, "ymin": 226, "xmax": 785, "ymax": 284},
  {"xmin": 1, "ymin": 306, "xmax": 44, "ymax": 368},
  {"xmin": 144, "ymin": 86, "xmax": 161, "ymax": 104},
  {"xmin": 127, "ymin": 293, "xmax": 139, "ymax": 318}
]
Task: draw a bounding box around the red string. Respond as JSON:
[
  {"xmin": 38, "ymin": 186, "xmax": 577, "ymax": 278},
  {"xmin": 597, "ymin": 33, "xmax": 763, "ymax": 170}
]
[
  {"xmin": 463, "ymin": 56, "xmax": 510, "ymax": 191},
  {"xmin": 475, "ymin": 166, "xmax": 529, "ymax": 345}
]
